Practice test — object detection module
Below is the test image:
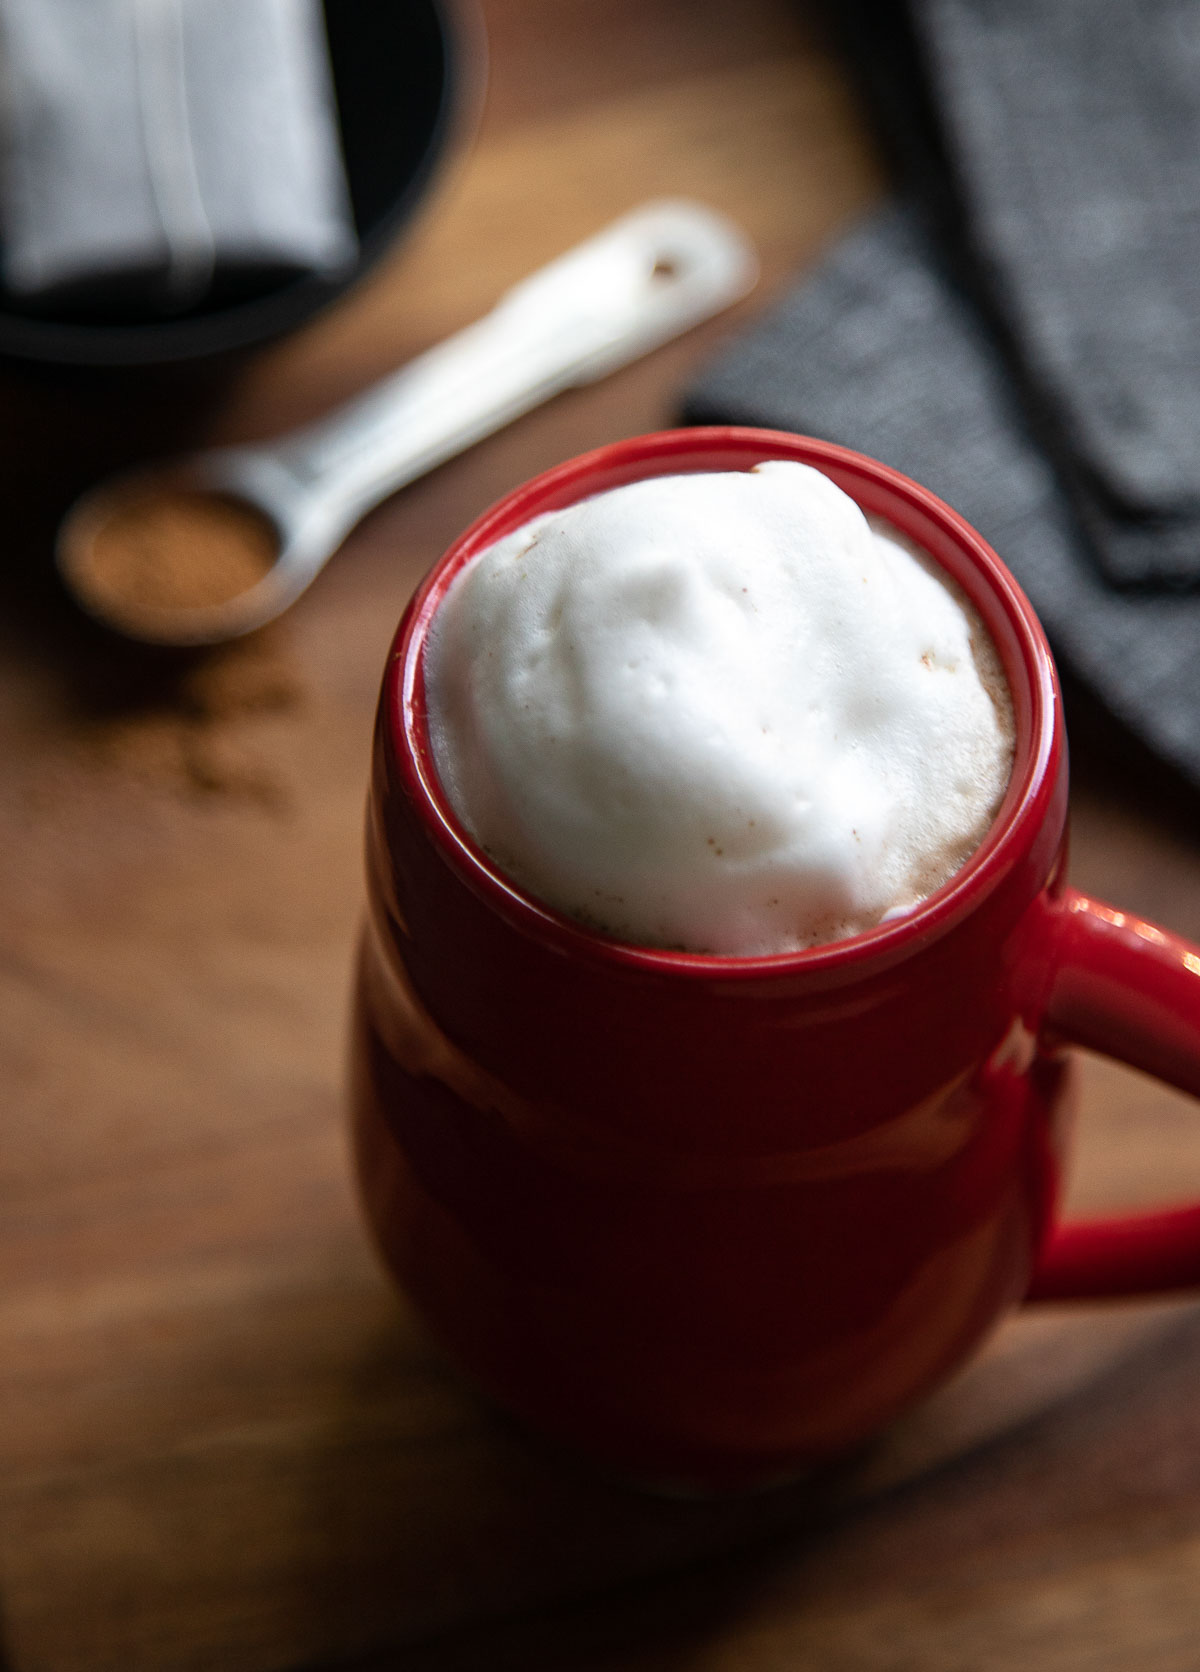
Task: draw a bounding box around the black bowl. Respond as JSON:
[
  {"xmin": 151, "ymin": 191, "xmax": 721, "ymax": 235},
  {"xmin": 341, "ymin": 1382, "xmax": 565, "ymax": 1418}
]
[{"xmin": 0, "ymin": 0, "xmax": 474, "ymax": 369}]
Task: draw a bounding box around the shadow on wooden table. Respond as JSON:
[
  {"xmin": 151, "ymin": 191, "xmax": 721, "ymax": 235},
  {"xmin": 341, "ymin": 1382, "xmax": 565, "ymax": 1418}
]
[
  {"xmin": 0, "ymin": 361, "xmax": 320, "ymax": 808},
  {"xmin": 376, "ymin": 1300, "xmax": 1200, "ymax": 1672},
  {"xmin": 274, "ymin": 1293, "xmax": 1199, "ymax": 1672},
  {"xmin": 1060, "ymin": 664, "xmax": 1200, "ymax": 844},
  {"xmin": 0, "ymin": 1214, "xmax": 1196, "ymax": 1672},
  {"xmin": 0, "ymin": 360, "xmax": 236, "ymax": 697},
  {"xmin": 273, "ymin": 1310, "xmax": 833, "ymax": 1667},
  {"xmin": 0, "ymin": 362, "xmax": 233, "ymax": 605}
]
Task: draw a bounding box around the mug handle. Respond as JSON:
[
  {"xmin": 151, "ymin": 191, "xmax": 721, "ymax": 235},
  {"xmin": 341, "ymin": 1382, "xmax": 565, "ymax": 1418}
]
[{"xmin": 1027, "ymin": 888, "xmax": 1200, "ymax": 1301}]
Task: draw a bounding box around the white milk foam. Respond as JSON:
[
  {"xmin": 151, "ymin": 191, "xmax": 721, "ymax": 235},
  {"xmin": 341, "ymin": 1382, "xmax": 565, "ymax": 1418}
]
[{"xmin": 425, "ymin": 462, "xmax": 1014, "ymax": 955}]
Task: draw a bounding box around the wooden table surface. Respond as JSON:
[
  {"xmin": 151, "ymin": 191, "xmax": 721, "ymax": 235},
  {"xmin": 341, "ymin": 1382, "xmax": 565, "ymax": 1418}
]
[{"xmin": 4, "ymin": 3, "xmax": 1200, "ymax": 1669}]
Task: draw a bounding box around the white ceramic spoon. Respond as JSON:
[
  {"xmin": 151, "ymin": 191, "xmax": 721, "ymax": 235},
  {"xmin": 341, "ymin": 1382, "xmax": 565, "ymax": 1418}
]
[{"xmin": 58, "ymin": 200, "xmax": 757, "ymax": 645}]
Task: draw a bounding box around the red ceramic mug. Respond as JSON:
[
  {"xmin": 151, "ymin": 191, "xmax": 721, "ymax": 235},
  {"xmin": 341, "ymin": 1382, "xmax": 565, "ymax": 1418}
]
[{"xmin": 350, "ymin": 427, "xmax": 1200, "ymax": 1491}]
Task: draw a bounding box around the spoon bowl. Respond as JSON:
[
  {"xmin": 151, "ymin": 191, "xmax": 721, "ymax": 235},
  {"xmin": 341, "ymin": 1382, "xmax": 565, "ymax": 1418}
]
[{"xmin": 58, "ymin": 463, "xmax": 293, "ymax": 645}]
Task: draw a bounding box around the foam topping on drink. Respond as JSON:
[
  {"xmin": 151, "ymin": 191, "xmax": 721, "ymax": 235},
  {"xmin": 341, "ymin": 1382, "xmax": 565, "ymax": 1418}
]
[{"xmin": 424, "ymin": 462, "xmax": 1014, "ymax": 955}]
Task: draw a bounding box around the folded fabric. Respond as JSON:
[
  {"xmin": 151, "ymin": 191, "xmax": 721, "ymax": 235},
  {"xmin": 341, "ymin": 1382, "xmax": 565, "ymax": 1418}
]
[
  {"xmin": 0, "ymin": 0, "xmax": 357, "ymax": 315},
  {"xmin": 684, "ymin": 205, "xmax": 1200, "ymax": 789},
  {"xmin": 837, "ymin": 0, "xmax": 1200, "ymax": 589}
]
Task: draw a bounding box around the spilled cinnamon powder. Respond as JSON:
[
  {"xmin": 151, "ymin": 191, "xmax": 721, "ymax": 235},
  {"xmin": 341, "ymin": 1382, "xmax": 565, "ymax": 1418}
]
[
  {"xmin": 72, "ymin": 488, "xmax": 279, "ymax": 633},
  {"xmin": 80, "ymin": 627, "xmax": 307, "ymax": 809}
]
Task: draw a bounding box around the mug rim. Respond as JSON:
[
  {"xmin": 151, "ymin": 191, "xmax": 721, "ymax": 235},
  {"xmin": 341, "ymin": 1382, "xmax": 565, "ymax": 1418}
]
[{"xmin": 384, "ymin": 426, "xmax": 1063, "ymax": 980}]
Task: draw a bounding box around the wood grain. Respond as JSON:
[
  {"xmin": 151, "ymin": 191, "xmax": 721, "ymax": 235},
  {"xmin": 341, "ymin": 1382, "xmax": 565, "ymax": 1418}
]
[{"xmin": 3, "ymin": 3, "xmax": 1200, "ymax": 1670}]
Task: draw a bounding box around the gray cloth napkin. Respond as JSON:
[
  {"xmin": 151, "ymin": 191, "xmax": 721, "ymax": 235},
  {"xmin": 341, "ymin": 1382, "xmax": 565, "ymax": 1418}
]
[
  {"xmin": 833, "ymin": 0, "xmax": 1200, "ymax": 588},
  {"xmin": 685, "ymin": 206, "xmax": 1200, "ymax": 787},
  {"xmin": 685, "ymin": 0, "xmax": 1200, "ymax": 787},
  {"xmin": 0, "ymin": 0, "xmax": 357, "ymax": 314},
  {"xmin": 907, "ymin": 0, "xmax": 1200, "ymax": 586}
]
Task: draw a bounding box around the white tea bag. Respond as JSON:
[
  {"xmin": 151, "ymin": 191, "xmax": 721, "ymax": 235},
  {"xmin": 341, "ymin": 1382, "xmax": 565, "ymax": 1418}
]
[{"xmin": 0, "ymin": 0, "xmax": 358, "ymax": 312}]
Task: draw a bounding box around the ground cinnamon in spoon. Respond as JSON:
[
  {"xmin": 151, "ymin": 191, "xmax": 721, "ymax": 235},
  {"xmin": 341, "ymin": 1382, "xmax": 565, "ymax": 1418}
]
[{"xmin": 71, "ymin": 487, "xmax": 279, "ymax": 634}]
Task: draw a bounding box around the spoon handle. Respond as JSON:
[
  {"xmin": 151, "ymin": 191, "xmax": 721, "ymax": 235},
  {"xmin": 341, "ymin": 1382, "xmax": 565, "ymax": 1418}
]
[{"xmin": 210, "ymin": 201, "xmax": 756, "ymax": 539}]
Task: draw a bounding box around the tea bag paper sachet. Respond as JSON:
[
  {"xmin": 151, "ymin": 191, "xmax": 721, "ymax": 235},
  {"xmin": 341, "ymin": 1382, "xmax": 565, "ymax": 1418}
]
[{"xmin": 0, "ymin": 0, "xmax": 357, "ymax": 313}]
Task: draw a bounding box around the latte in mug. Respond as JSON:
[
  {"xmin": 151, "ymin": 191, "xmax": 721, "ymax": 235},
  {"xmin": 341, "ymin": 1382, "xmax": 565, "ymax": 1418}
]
[
  {"xmin": 425, "ymin": 461, "xmax": 1014, "ymax": 956},
  {"xmin": 357, "ymin": 431, "xmax": 1200, "ymax": 1490}
]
